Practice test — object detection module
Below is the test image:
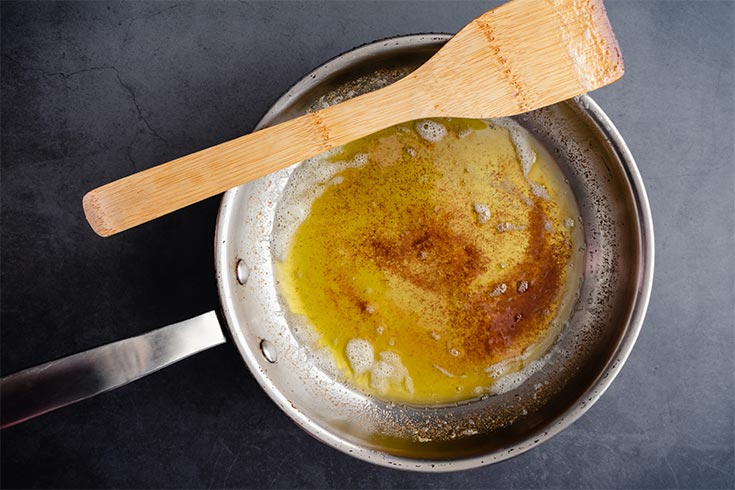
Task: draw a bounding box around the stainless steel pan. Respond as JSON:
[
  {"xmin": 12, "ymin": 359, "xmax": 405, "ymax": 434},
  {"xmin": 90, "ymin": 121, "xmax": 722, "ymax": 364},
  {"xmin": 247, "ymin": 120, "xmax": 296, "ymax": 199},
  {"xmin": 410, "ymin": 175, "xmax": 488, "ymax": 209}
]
[{"xmin": 0, "ymin": 34, "xmax": 654, "ymax": 471}]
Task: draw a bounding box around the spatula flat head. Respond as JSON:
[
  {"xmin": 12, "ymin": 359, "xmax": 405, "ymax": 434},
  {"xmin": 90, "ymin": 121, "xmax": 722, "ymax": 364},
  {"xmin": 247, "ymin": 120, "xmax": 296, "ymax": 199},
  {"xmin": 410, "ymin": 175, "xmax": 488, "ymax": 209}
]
[{"xmin": 417, "ymin": 0, "xmax": 624, "ymax": 119}]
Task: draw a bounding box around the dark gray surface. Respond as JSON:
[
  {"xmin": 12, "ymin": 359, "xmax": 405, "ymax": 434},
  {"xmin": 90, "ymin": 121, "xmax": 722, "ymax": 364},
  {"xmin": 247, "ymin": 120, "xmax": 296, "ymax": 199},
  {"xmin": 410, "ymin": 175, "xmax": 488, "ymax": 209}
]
[{"xmin": 1, "ymin": 1, "xmax": 733, "ymax": 488}]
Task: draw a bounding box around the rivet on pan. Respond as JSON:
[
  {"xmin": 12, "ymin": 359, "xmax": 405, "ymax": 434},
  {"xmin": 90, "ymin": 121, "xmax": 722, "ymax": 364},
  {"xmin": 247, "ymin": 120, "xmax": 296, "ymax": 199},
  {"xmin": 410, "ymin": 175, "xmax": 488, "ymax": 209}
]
[
  {"xmin": 260, "ymin": 339, "xmax": 277, "ymax": 363},
  {"xmin": 235, "ymin": 259, "xmax": 249, "ymax": 285}
]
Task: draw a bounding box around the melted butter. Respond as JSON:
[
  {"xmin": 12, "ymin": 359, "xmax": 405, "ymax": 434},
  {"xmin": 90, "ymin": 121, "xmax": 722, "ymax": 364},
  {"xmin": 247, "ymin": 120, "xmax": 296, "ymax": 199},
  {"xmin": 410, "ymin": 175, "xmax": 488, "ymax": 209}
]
[{"xmin": 275, "ymin": 118, "xmax": 583, "ymax": 404}]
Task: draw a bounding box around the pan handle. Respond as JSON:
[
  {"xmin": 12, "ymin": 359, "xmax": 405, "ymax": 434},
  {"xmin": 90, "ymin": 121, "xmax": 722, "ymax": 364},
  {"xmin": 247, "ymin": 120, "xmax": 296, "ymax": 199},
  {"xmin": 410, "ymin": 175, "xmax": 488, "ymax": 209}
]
[{"xmin": 0, "ymin": 311, "xmax": 226, "ymax": 429}]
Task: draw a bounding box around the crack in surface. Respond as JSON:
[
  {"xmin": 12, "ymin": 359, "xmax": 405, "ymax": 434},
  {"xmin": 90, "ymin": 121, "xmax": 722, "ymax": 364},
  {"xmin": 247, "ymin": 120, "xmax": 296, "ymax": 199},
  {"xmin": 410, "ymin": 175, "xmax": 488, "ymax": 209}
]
[
  {"xmin": 2, "ymin": 54, "xmax": 170, "ymax": 147},
  {"xmin": 126, "ymin": 132, "xmax": 139, "ymax": 170},
  {"xmin": 108, "ymin": 66, "xmax": 169, "ymax": 146},
  {"xmin": 1, "ymin": 55, "xmax": 112, "ymax": 81}
]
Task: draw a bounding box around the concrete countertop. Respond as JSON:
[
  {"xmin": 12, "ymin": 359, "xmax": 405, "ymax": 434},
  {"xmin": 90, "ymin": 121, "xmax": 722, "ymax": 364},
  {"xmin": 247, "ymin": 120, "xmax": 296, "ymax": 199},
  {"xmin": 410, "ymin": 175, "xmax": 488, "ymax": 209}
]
[{"xmin": 1, "ymin": 1, "xmax": 733, "ymax": 488}]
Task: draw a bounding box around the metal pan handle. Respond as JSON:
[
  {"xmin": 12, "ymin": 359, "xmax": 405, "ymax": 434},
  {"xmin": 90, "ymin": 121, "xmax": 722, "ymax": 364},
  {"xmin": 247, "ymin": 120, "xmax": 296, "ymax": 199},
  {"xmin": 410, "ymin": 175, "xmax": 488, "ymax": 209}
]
[{"xmin": 0, "ymin": 311, "xmax": 226, "ymax": 429}]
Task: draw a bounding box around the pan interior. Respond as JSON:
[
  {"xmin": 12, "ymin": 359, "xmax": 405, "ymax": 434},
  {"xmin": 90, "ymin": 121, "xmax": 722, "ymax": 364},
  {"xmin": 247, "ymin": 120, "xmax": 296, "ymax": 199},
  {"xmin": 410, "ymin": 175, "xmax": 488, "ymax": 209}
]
[
  {"xmin": 215, "ymin": 35, "xmax": 651, "ymax": 470},
  {"xmin": 272, "ymin": 117, "xmax": 587, "ymax": 405}
]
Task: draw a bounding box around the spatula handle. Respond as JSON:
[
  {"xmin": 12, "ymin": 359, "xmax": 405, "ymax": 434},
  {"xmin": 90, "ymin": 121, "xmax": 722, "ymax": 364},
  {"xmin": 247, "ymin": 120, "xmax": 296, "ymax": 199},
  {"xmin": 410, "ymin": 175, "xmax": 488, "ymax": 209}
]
[{"xmin": 83, "ymin": 78, "xmax": 424, "ymax": 237}]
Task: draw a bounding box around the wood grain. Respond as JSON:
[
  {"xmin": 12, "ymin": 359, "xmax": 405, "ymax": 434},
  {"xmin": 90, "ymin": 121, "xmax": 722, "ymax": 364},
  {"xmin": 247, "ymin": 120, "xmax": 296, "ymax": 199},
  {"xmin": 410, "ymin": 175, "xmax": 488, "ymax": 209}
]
[{"xmin": 83, "ymin": 0, "xmax": 623, "ymax": 237}]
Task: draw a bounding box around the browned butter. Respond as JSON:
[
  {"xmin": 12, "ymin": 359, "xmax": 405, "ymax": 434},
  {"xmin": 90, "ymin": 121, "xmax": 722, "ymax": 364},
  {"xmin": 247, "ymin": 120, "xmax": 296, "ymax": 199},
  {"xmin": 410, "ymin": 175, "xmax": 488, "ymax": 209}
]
[{"xmin": 274, "ymin": 118, "xmax": 583, "ymax": 404}]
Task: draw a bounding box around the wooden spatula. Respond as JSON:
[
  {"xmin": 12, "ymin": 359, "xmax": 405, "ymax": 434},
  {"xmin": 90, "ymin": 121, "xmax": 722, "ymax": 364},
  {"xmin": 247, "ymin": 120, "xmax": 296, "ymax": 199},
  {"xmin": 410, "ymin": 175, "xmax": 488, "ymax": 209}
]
[{"xmin": 83, "ymin": 0, "xmax": 623, "ymax": 237}]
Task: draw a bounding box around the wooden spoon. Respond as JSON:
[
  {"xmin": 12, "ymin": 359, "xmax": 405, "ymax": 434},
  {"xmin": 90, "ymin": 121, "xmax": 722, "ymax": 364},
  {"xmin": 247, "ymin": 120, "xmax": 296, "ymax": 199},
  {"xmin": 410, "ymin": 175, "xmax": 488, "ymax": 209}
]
[{"xmin": 83, "ymin": 0, "xmax": 623, "ymax": 237}]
